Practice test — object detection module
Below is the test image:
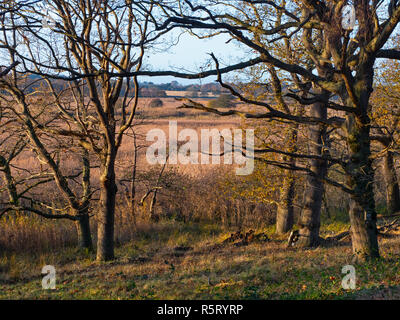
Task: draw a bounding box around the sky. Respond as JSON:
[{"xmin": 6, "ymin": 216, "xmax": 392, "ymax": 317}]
[{"xmin": 140, "ymin": 31, "xmax": 248, "ymax": 85}]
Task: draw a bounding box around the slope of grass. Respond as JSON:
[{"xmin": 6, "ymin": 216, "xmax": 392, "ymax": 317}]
[{"xmin": 1, "ymin": 220, "xmax": 400, "ymax": 300}]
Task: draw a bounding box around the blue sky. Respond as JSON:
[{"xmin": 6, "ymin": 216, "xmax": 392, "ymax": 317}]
[{"xmin": 140, "ymin": 31, "xmax": 247, "ymax": 85}]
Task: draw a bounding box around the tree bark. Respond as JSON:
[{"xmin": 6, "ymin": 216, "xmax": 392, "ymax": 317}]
[
  {"xmin": 276, "ymin": 121, "xmax": 298, "ymax": 234},
  {"xmin": 0, "ymin": 155, "xmax": 18, "ymax": 206},
  {"xmin": 76, "ymin": 212, "xmax": 93, "ymax": 251},
  {"xmin": 130, "ymin": 133, "xmax": 138, "ymax": 224},
  {"xmin": 96, "ymin": 157, "xmax": 117, "ymax": 261},
  {"xmin": 297, "ymin": 100, "xmax": 328, "ymax": 247},
  {"xmin": 276, "ymin": 169, "xmax": 295, "ymax": 234},
  {"xmin": 298, "ymin": 162, "xmax": 326, "ymax": 247},
  {"xmin": 346, "ymin": 115, "xmax": 380, "ymax": 261},
  {"xmin": 382, "ymin": 151, "xmax": 400, "ymax": 214},
  {"xmin": 149, "ymin": 190, "xmax": 159, "ymax": 222},
  {"xmin": 76, "ymin": 148, "xmax": 93, "ymax": 251}
]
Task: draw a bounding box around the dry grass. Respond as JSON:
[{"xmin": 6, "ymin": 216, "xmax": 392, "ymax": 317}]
[
  {"xmin": 1, "ymin": 219, "xmax": 400, "ymax": 299},
  {"xmin": 1, "ymin": 97, "xmax": 398, "ymax": 300}
]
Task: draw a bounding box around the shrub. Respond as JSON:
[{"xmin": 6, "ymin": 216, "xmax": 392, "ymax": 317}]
[
  {"xmin": 149, "ymin": 98, "xmax": 164, "ymax": 108},
  {"xmin": 207, "ymin": 94, "xmax": 236, "ymax": 108}
]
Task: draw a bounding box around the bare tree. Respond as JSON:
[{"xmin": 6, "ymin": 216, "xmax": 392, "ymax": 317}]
[
  {"xmin": 0, "ymin": 86, "xmax": 95, "ymax": 251},
  {"xmin": 1, "ymin": 0, "xmax": 262, "ymax": 260},
  {"xmin": 12, "ymin": 0, "xmax": 203, "ymax": 260},
  {"xmin": 0, "ymin": 69, "xmax": 96, "ymax": 251},
  {"xmin": 15, "ymin": 0, "xmax": 148, "ymax": 260}
]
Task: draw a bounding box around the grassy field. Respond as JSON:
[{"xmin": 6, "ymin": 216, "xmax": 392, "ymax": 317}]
[
  {"xmin": 1, "ymin": 96, "xmax": 399, "ymax": 300},
  {"xmin": 1, "ymin": 220, "xmax": 400, "ymax": 300}
]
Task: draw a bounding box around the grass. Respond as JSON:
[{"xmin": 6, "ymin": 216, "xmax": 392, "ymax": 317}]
[
  {"xmin": 2, "ymin": 94, "xmax": 398, "ymax": 300},
  {"xmin": 1, "ymin": 220, "xmax": 400, "ymax": 300}
]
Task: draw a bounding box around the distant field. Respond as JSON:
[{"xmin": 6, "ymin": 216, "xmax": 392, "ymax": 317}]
[
  {"xmin": 134, "ymin": 97, "xmax": 259, "ymax": 120},
  {"xmin": 0, "ymin": 102, "xmax": 244, "ymax": 208},
  {"xmin": 118, "ymin": 118, "xmax": 242, "ymax": 178},
  {"xmin": 165, "ymin": 90, "xmax": 218, "ymax": 98}
]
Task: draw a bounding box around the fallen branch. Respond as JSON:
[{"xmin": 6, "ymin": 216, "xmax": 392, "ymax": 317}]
[
  {"xmin": 222, "ymin": 230, "xmax": 269, "ymax": 246},
  {"xmin": 323, "ymin": 227, "xmax": 351, "ymax": 243},
  {"xmin": 378, "ymin": 218, "xmax": 400, "ymax": 234}
]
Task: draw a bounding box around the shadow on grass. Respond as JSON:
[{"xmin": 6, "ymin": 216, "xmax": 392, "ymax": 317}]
[{"xmin": 342, "ymin": 285, "xmax": 400, "ymax": 300}]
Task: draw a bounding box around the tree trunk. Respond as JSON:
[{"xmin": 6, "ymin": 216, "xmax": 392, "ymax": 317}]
[
  {"xmin": 149, "ymin": 190, "xmax": 159, "ymax": 222},
  {"xmin": 76, "ymin": 213, "xmax": 93, "ymax": 251},
  {"xmin": 348, "ymin": 200, "xmax": 379, "ymax": 261},
  {"xmin": 276, "ymin": 121, "xmax": 298, "ymax": 234},
  {"xmin": 96, "ymin": 159, "xmax": 117, "ymax": 261},
  {"xmin": 276, "ymin": 171, "xmax": 295, "ymax": 234},
  {"xmin": 77, "ymin": 148, "xmax": 93, "ymax": 251},
  {"xmin": 0, "ymin": 155, "xmax": 18, "ymax": 206},
  {"xmin": 268, "ymin": 65, "xmax": 298, "ymax": 234},
  {"xmin": 130, "ymin": 133, "xmax": 138, "ymax": 224},
  {"xmin": 346, "ymin": 115, "xmax": 379, "ymax": 261},
  {"xmin": 297, "ymin": 100, "xmax": 328, "ymax": 247},
  {"xmin": 382, "ymin": 151, "xmax": 400, "ymax": 214},
  {"xmin": 298, "ymin": 162, "xmax": 326, "ymax": 247}
]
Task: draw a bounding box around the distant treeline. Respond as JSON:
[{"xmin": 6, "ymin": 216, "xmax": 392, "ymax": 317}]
[
  {"xmin": 140, "ymin": 81, "xmax": 224, "ymax": 92},
  {"xmin": 21, "ymin": 75, "xmax": 272, "ymax": 98}
]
